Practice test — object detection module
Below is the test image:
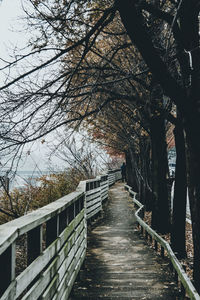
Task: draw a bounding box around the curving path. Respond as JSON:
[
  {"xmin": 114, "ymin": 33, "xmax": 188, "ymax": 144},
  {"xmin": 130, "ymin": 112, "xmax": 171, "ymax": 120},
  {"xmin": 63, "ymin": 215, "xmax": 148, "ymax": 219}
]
[{"xmin": 70, "ymin": 183, "xmax": 180, "ymax": 299}]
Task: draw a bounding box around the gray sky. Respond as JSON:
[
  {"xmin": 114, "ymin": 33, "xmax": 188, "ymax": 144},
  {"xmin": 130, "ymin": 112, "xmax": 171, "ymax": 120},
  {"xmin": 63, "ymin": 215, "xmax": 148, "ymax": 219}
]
[
  {"xmin": 0, "ymin": 0, "xmax": 26, "ymax": 59},
  {"xmin": 0, "ymin": 0, "xmax": 65, "ymax": 171},
  {"xmin": 0, "ymin": 1, "xmax": 109, "ymax": 174}
]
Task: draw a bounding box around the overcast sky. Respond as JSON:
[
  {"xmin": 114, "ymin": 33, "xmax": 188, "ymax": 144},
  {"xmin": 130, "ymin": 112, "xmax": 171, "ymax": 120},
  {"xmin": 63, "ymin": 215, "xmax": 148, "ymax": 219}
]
[
  {"xmin": 0, "ymin": 0, "xmax": 26, "ymax": 58},
  {"xmin": 0, "ymin": 0, "xmax": 65, "ymax": 172}
]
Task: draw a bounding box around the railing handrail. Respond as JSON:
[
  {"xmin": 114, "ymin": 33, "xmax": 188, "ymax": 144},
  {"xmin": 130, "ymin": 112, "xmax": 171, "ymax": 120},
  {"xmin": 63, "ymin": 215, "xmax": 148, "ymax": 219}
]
[
  {"xmin": 0, "ymin": 190, "xmax": 84, "ymax": 255},
  {"xmin": 0, "ymin": 168, "xmax": 122, "ymax": 300},
  {"xmin": 125, "ymin": 184, "xmax": 200, "ymax": 300},
  {"xmin": 0, "ymin": 169, "xmax": 120, "ymax": 252}
]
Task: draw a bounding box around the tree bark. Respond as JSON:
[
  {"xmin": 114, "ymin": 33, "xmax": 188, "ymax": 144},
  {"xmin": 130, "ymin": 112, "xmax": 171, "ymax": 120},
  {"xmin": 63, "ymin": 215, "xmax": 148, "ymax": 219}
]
[
  {"xmin": 117, "ymin": 1, "xmax": 200, "ymax": 288},
  {"xmin": 171, "ymin": 122, "xmax": 187, "ymax": 259},
  {"xmin": 116, "ymin": 0, "xmax": 200, "ymax": 153},
  {"xmin": 125, "ymin": 150, "xmax": 138, "ymax": 192},
  {"xmin": 150, "ymin": 116, "xmax": 170, "ymax": 234}
]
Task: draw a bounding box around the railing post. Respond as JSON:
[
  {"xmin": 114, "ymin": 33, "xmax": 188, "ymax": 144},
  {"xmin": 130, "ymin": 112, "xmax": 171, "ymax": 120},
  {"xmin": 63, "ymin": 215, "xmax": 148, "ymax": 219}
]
[
  {"xmin": 27, "ymin": 225, "xmax": 43, "ymax": 265},
  {"xmin": 180, "ymin": 265, "xmax": 186, "ymax": 298},
  {"xmin": 0, "ymin": 242, "xmax": 16, "ymax": 297}
]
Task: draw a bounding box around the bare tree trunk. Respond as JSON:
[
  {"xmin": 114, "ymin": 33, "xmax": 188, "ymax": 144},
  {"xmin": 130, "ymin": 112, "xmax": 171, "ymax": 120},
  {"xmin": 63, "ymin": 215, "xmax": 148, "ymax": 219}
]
[
  {"xmin": 117, "ymin": 0, "xmax": 200, "ymax": 289},
  {"xmin": 150, "ymin": 116, "xmax": 170, "ymax": 234},
  {"xmin": 140, "ymin": 139, "xmax": 152, "ymax": 210},
  {"xmin": 171, "ymin": 121, "xmax": 187, "ymax": 258},
  {"xmin": 125, "ymin": 150, "xmax": 138, "ymax": 192}
]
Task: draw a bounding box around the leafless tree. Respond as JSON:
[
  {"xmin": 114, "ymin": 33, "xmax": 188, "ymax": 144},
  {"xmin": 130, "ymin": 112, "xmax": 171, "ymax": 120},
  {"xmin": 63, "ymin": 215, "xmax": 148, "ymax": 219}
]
[{"xmin": 0, "ymin": 0, "xmax": 200, "ymax": 290}]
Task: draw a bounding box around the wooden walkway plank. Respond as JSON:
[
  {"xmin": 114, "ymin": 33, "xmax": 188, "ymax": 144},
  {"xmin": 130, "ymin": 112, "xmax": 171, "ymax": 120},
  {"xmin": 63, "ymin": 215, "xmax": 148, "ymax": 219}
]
[{"xmin": 70, "ymin": 183, "xmax": 180, "ymax": 299}]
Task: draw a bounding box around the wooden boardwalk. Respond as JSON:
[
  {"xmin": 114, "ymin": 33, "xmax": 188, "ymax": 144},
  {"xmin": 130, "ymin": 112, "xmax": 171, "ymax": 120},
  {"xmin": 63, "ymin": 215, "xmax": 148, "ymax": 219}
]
[{"xmin": 70, "ymin": 183, "xmax": 180, "ymax": 299}]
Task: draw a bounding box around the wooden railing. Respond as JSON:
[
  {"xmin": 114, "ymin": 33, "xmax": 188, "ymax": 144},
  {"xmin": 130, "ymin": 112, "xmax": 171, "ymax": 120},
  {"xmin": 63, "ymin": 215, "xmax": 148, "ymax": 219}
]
[
  {"xmin": 125, "ymin": 184, "xmax": 200, "ymax": 300},
  {"xmin": 0, "ymin": 169, "xmax": 121, "ymax": 300}
]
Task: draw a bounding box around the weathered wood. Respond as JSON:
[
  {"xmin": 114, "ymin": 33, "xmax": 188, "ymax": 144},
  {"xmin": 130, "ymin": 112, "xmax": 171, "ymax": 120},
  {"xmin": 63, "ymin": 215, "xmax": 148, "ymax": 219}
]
[
  {"xmin": 86, "ymin": 197, "xmax": 102, "ymax": 209},
  {"xmin": 87, "ymin": 204, "xmax": 102, "ymax": 220},
  {"xmin": 108, "ymin": 175, "xmax": 115, "ymax": 186},
  {"xmin": 0, "ymin": 281, "xmax": 16, "ymax": 300},
  {"xmin": 19, "ymin": 233, "xmax": 85, "ymax": 299},
  {"xmin": 85, "ymin": 187, "xmax": 101, "ymax": 197},
  {"xmin": 22, "ymin": 231, "xmax": 86, "ymax": 300},
  {"xmin": 87, "ymin": 201, "xmax": 101, "ymax": 213},
  {"xmin": 50, "ymin": 243, "xmax": 86, "ymax": 300},
  {"xmin": 72, "ymin": 183, "xmax": 179, "ymax": 300},
  {"xmin": 125, "ymin": 184, "xmax": 200, "ymax": 300},
  {"xmin": 0, "ymin": 169, "xmax": 121, "ymax": 300},
  {"xmin": 0, "ymin": 192, "xmax": 84, "ymax": 250},
  {"xmin": 85, "ymin": 183, "xmax": 102, "ymax": 220},
  {"xmin": 16, "ymin": 211, "xmax": 85, "ymax": 298},
  {"xmin": 101, "ymin": 192, "xmax": 108, "ymax": 201},
  {"xmin": 58, "ymin": 252, "xmax": 85, "ymax": 300},
  {"xmin": 0, "ymin": 226, "xmax": 18, "ymax": 256},
  {"xmin": 41, "ymin": 239, "xmax": 86, "ymax": 300}
]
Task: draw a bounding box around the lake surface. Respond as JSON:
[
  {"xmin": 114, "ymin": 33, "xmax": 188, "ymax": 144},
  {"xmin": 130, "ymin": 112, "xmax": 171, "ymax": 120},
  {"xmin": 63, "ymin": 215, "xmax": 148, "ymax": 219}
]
[{"xmin": 9, "ymin": 170, "xmax": 50, "ymax": 190}]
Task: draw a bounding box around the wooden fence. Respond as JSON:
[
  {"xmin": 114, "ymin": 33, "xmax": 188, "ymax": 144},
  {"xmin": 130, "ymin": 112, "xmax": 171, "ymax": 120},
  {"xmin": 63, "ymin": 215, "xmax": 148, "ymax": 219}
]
[
  {"xmin": 0, "ymin": 169, "xmax": 121, "ymax": 300},
  {"xmin": 125, "ymin": 184, "xmax": 200, "ymax": 300}
]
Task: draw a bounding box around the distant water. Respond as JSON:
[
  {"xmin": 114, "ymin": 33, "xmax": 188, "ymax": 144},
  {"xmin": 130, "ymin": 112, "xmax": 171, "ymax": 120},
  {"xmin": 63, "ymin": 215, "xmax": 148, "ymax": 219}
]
[{"xmin": 9, "ymin": 170, "xmax": 50, "ymax": 190}]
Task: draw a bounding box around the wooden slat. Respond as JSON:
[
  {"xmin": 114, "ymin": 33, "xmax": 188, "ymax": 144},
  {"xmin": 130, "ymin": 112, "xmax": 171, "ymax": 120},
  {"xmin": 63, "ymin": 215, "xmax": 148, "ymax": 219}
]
[
  {"xmin": 84, "ymin": 178, "xmax": 100, "ymax": 184},
  {"xmin": 101, "ymin": 192, "xmax": 108, "ymax": 198},
  {"xmin": 101, "ymin": 191, "xmax": 108, "ymax": 198},
  {"xmin": 76, "ymin": 181, "xmax": 86, "ymax": 193},
  {"xmin": 86, "ymin": 192, "xmax": 101, "ymax": 202},
  {"xmin": 0, "ymin": 169, "xmax": 119, "ymax": 300},
  {"xmin": 101, "ymin": 186, "xmax": 108, "ymax": 192},
  {"xmin": 0, "ymin": 226, "xmax": 18, "ymax": 256},
  {"xmin": 0, "ymin": 191, "xmax": 84, "ymax": 238},
  {"xmin": 85, "ymin": 187, "xmax": 101, "ymax": 197},
  {"xmin": 60, "ymin": 251, "xmax": 86, "ymax": 300},
  {"xmin": 86, "ymin": 197, "xmax": 101, "ymax": 209},
  {"xmin": 41, "ymin": 238, "xmax": 86, "ymax": 300},
  {"xmin": 87, "ymin": 206, "xmax": 102, "ymax": 220},
  {"xmin": 20, "ymin": 225, "xmax": 86, "ymax": 300},
  {"xmin": 101, "ymin": 185, "xmax": 108, "ymax": 190},
  {"xmin": 16, "ymin": 210, "xmax": 85, "ymax": 298},
  {"xmin": 87, "ymin": 202, "xmax": 101, "ymax": 214},
  {"xmin": 0, "ymin": 281, "xmax": 16, "ymax": 300},
  {"xmin": 57, "ymin": 231, "xmax": 86, "ymax": 283},
  {"xmin": 87, "ymin": 200, "xmax": 101, "ymax": 212},
  {"xmin": 51, "ymin": 241, "xmax": 86, "ymax": 300},
  {"xmin": 125, "ymin": 184, "xmax": 200, "ymax": 300}
]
